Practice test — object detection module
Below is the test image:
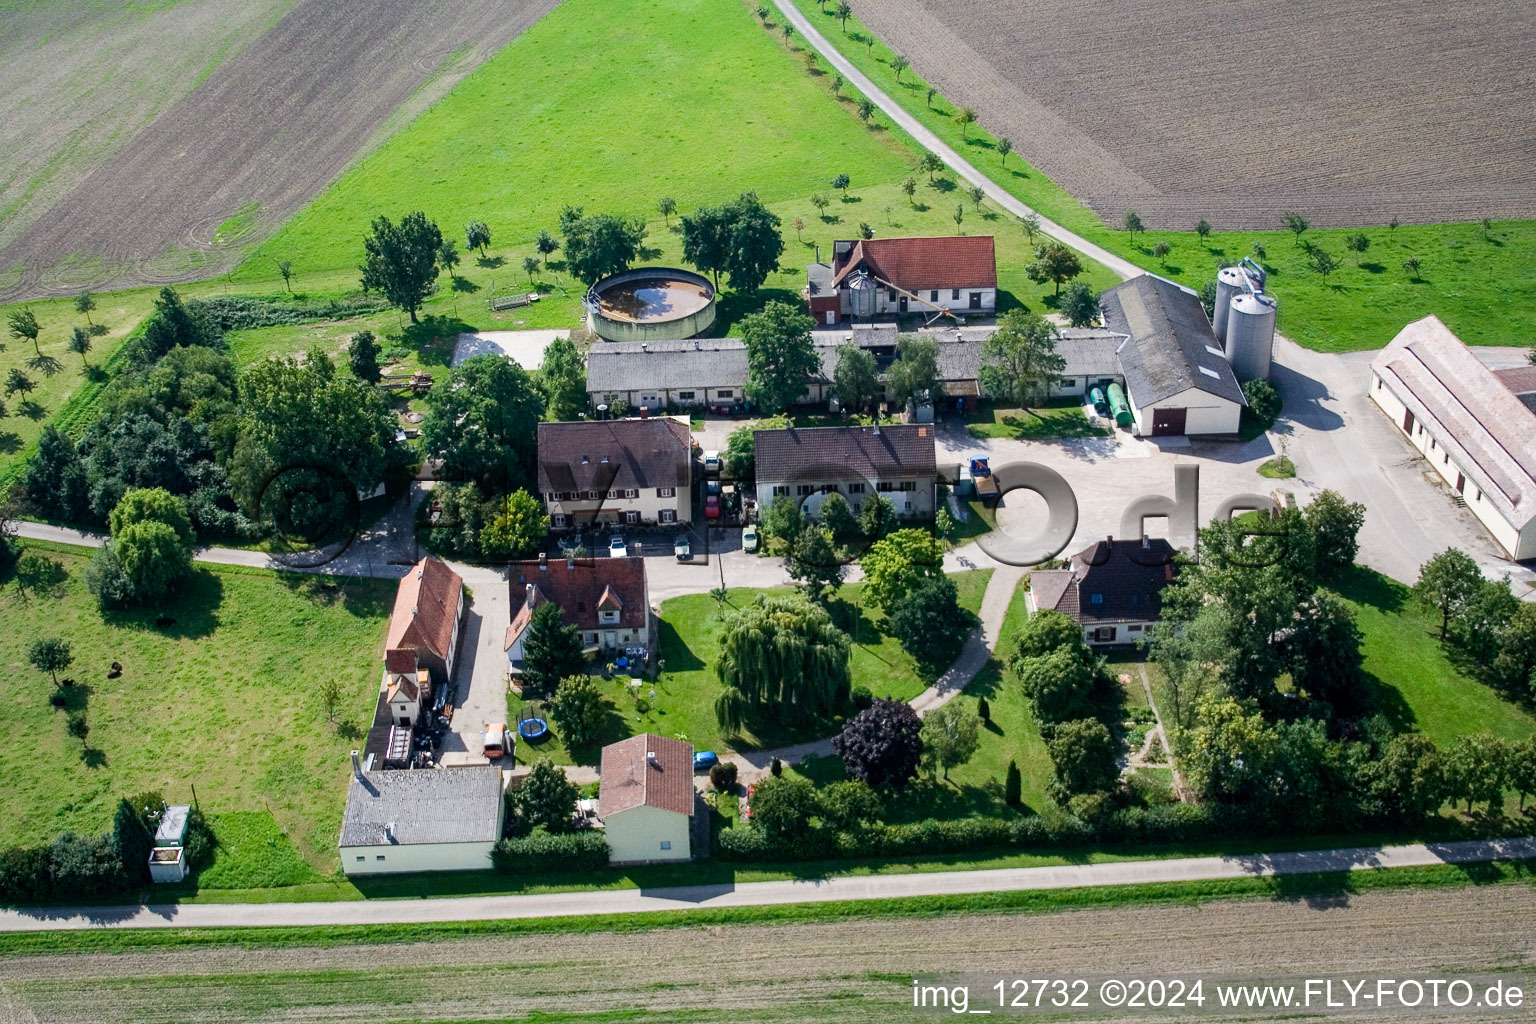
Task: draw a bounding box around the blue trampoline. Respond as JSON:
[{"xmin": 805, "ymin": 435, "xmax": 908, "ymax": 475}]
[{"xmin": 518, "ymin": 716, "xmax": 549, "ymax": 741}]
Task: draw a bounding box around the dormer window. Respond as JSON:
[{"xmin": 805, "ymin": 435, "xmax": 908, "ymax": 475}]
[
  {"xmin": 1090, "ymin": 593, "xmax": 1104, "ymax": 605},
  {"xmin": 599, "ymin": 609, "xmax": 620, "ymax": 625}
]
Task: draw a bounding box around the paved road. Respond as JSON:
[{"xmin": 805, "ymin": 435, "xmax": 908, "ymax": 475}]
[
  {"xmin": 3, "ymin": 837, "xmax": 1530, "ymax": 932},
  {"xmin": 772, "ymin": 0, "xmax": 1141, "ymax": 284}
]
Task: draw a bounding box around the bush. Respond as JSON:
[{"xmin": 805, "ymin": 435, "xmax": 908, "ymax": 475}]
[
  {"xmin": 709, "ymin": 761, "xmax": 739, "ymax": 792},
  {"xmin": 47, "ymin": 832, "xmax": 126, "ymax": 897},
  {"xmin": 888, "ymin": 575, "xmax": 970, "ymax": 666},
  {"xmin": 849, "ymin": 685, "xmax": 874, "ymax": 711},
  {"xmin": 492, "ymin": 829, "xmax": 609, "ymax": 873},
  {"xmin": 182, "ymin": 809, "xmax": 216, "ymax": 870},
  {"xmin": 1243, "ymin": 379, "xmax": 1282, "ymax": 429},
  {"xmin": 83, "ymin": 544, "xmax": 135, "ymax": 609},
  {"xmin": 196, "ymin": 293, "xmax": 390, "ymax": 331},
  {"xmin": 0, "ymin": 847, "xmax": 50, "ymax": 904}
]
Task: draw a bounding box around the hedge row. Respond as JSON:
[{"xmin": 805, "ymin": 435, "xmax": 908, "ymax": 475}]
[
  {"xmin": 715, "ymin": 804, "xmax": 1281, "ymax": 863},
  {"xmin": 491, "ymin": 829, "xmax": 609, "ymax": 873},
  {"xmin": 196, "ymin": 294, "xmax": 390, "ymax": 331}
]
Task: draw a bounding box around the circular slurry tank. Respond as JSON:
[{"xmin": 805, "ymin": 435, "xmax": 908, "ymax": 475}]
[{"xmin": 585, "ymin": 267, "xmax": 716, "ymax": 342}]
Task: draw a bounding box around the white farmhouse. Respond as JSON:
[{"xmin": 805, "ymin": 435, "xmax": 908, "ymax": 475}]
[
  {"xmin": 598, "ymin": 734, "xmax": 696, "ymax": 865},
  {"xmin": 538, "ymin": 418, "xmax": 692, "ymax": 530}
]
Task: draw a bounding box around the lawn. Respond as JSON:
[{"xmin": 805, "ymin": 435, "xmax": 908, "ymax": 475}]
[
  {"xmin": 965, "ymin": 400, "xmax": 1109, "ymax": 440},
  {"xmin": 0, "ymin": 541, "xmax": 395, "ymax": 871},
  {"xmin": 787, "ymin": 0, "xmax": 1536, "ymax": 354},
  {"xmin": 1333, "ymin": 566, "xmax": 1536, "ymax": 745},
  {"xmin": 510, "ymin": 570, "xmax": 993, "ymax": 760}
]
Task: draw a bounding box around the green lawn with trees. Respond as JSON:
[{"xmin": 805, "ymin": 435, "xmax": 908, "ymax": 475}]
[
  {"xmin": 787, "ymin": 0, "xmax": 1536, "ymax": 353},
  {"xmin": 0, "ymin": 542, "xmax": 394, "ymax": 871}
]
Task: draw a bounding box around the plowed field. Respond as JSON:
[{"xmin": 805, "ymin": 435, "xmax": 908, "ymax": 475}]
[
  {"xmin": 838, "ymin": 0, "xmax": 1536, "ymax": 229},
  {"xmin": 0, "ymin": 0, "xmax": 558, "ymax": 300},
  {"xmin": 2, "ymin": 885, "xmax": 1533, "ymax": 1022}
]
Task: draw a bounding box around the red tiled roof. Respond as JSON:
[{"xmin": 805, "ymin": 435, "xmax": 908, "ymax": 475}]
[
  {"xmin": 386, "ymin": 558, "xmax": 463, "ymax": 662},
  {"xmin": 508, "ymin": 556, "xmax": 649, "ymax": 632},
  {"xmin": 384, "ymin": 648, "xmax": 418, "ymax": 674},
  {"xmin": 599, "ymin": 734, "xmax": 695, "ymax": 818},
  {"xmin": 1495, "ymin": 366, "xmax": 1536, "ymax": 395},
  {"xmin": 830, "ymin": 235, "xmax": 996, "ymax": 291}
]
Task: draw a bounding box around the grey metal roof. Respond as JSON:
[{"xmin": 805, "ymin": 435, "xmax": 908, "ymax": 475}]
[
  {"xmin": 1100, "ymin": 276, "xmax": 1245, "ymax": 407},
  {"xmin": 339, "ymin": 765, "xmax": 502, "ymax": 848},
  {"xmin": 586, "ymin": 338, "xmax": 747, "ymax": 393},
  {"xmin": 1055, "ymin": 329, "xmax": 1125, "ymax": 378},
  {"xmin": 754, "ymin": 424, "xmax": 937, "ymax": 483}
]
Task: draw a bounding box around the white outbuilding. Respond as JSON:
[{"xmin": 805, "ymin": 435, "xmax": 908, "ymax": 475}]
[{"xmin": 598, "ymin": 734, "xmax": 697, "ymax": 865}]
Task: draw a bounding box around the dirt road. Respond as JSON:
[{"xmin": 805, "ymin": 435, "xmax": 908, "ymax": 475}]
[{"xmin": 3, "ymin": 885, "xmax": 1533, "ymax": 1022}]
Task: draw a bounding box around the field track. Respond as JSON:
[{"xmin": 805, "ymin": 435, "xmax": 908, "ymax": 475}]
[
  {"xmin": 1, "ymin": 886, "xmax": 1533, "ymax": 1022},
  {"xmin": 0, "ymin": 0, "xmax": 558, "ymax": 301},
  {"xmin": 840, "ymin": 0, "xmax": 1536, "ymax": 230}
]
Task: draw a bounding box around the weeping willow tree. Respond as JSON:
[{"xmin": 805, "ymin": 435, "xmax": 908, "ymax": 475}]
[{"xmin": 714, "ymin": 596, "xmax": 852, "ymax": 735}]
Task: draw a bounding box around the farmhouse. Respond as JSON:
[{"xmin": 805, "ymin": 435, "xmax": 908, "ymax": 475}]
[
  {"xmin": 505, "ymin": 555, "xmax": 652, "ymax": 668},
  {"xmin": 538, "ymin": 418, "xmax": 691, "ymax": 529},
  {"xmin": 1099, "ymin": 276, "xmax": 1245, "ymax": 436},
  {"xmin": 806, "ymin": 236, "xmax": 997, "ymax": 324},
  {"xmin": 598, "ymin": 734, "xmax": 697, "ymax": 865},
  {"xmin": 339, "ymin": 759, "xmax": 505, "ymax": 875},
  {"xmin": 384, "ymin": 557, "xmax": 464, "ymax": 688},
  {"xmin": 1026, "ymin": 537, "xmax": 1177, "ymax": 645},
  {"xmin": 1369, "ymin": 315, "xmax": 1536, "ymax": 560},
  {"xmin": 754, "ymin": 424, "xmax": 938, "ymax": 519}
]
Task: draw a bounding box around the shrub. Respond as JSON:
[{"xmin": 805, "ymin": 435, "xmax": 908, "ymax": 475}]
[
  {"xmin": 1004, "ymin": 759, "xmax": 1022, "ymax": 806},
  {"xmin": 182, "ymin": 809, "xmax": 216, "ymax": 870},
  {"xmin": 196, "ymin": 294, "xmax": 390, "ymax": 331},
  {"xmin": 46, "ymin": 833, "xmax": 126, "ymax": 897},
  {"xmin": 888, "ymin": 575, "xmax": 970, "ymax": 666},
  {"xmin": 834, "ymin": 698, "xmax": 923, "ymax": 788},
  {"xmin": 709, "ymin": 761, "xmax": 739, "ymax": 792},
  {"xmin": 492, "ymin": 829, "xmax": 609, "ymax": 873},
  {"xmin": 0, "ymin": 847, "xmax": 50, "ymax": 904},
  {"xmin": 1243, "ymin": 379, "xmax": 1282, "ymax": 429}
]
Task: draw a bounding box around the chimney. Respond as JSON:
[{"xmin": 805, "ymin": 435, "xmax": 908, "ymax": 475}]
[
  {"xmin": 646, "ymin": 750, "xmax": 657, "ymax": 766},
  {"xmin": 385, "ymin": 821, "xmax": 396, "ymax": 843},
  {"xmin": 581, "ymin": 455, "xmax": 589, "ymax": 465},
  {"xmin": 416, "ymin": 567, "xmax": 423, "ymax": 579},
  {"xmin": 641, "ymin": 342, "xmax": 648, "ymax": 352},
  {"xmin": 350, "ymin": 750, "xmax": 363, "ymax": 781},
  {"xmin": 525, "ymin": 583, "xmax": 534, "ymax": 598},
  {"xmin": 538, "ymin": 551, "xmax": 547, "ymax": 570},
  {"xmin": 567, "ymin": 554, "xmax": 576, "ymax": 569}
]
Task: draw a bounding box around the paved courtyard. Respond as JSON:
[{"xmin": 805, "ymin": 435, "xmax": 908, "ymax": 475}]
[{"xmin": 452, "ymin": 329, "xmax": 565, "ymax": 370}]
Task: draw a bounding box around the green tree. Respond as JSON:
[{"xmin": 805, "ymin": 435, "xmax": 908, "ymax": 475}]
[
  {"xmin": 1153, "ymin": 240, "xmax": 1171, "ymax": 266},
  {"xmin": 810, "ymin": 192, "xmax": 831, "ymax": 220},
  {"xmin": 830, "ymin": 73, "xmax": 843, "ymax": 97},
  {"xmin": 1012, "ymin": 607, "xmax": 1092, "ymax": 663},
  {"xmin": 919, "ymin": 151, "xmax": 945, "ymax": 181},
  {"xmin": 22, "ymin": 426, "xmax": 88, "ymax": 520},
  {"xmin": 1346, "ymin": 232, "xmax": 1370, "ymax": 255},
  {"xmin": 516, "ymin": 760, "xmax": 579, "ymax": 833},
  {"xmin": 714, "ymin": 596, "xmax": 852, "ymax": 732},
  {"xmin": 359, "ymin": 211, "xmax": 443, "ymax": 323},
  {"xmin": 1046, "ymin": 718, "xmax": 1118, "ymax": 798},
  {"xmin": 6, "ymin": 368, "xmax": 35, "ymax": 399},
  {"xmin": 740, "ymin": 301, "xmax": 817, "ymax": 413},
  {"xmin": 1303, "ymin": 489, "xmax": 1366, "ymax": 581},
  {"xmin": 890, "ymin": 54, "xmax": 909, "ymax": 81},
  {"xmin": 979, "ymin": 310, "xmax": 1064, "ymax": 409},
  {"xmin": 857, "ymin": 492, "xmax": 897, "ymax": 541},
  {"xmin": 900, "ymin": 176, "xmax": 917, "ymax": 206},
  {"xmin": 437, "ymin": 239, "xmax": 460, "ymax": 283},
  {"xmin": 548, "ymin": 675, "xmax": 608, "ymax": 749},
  {"xmin": 968, "ymin": 186, "xmax": 986, "ymax": 211},
  {"xmin": 1058, "ymin": 280, "xmax": 1100, "ymax": 328},
  {"xmin": 836, "ymin": 1, "xmax": 852, "ymax": 30},
  {"xmin": 832, "ymin": 343, "xmax": 880, "ymax": 414},
  {"xmin": 1402, "ymin": 257, "xmax": 1422, "ymax": 281},
  {"xmin": 1025, "ymin": 241, "xmax": 1083, "ymax": 296},
  {"xmin": 1492, "ymin": 603, "xmax": 1536, "ymax": 695},
  {"xmin": 681, "ymin": 192, "xmax": 783, "ymax": 294},
  {"xmin": 759, "ymin": 494, "xmax": 805, "ymax": 549},
  {"xmin": 110, "ymin": 487, "xmax": 195, "ymax": 548},
  {"xmin": 277, "ymin": 259, "xmax": 295, "ymax": 293},
  {"xmin": 7, "ymin": 308, "xmax": 42, "ymax": 358},
  {"xmin": 860, "ymin": 528, "xmax": 943, "ymax": 614},
  {"xmin": 67, "ymin": 713, "xmax": 90, "ymax": 751},
  {"xmin": 1121, "ymin": 210, "xmax": 1143, "ymax": 242},
  {"xmin": 479, "ymin": 489, "xmax": 549, "ymax": 559},
  {"xmin": 920, "ymin": 701, "xmax": 980, "ymax": 779},
  {"xmin": 833, "ymin": 173, "xmax": 851, "ymax": 198},
  {"xmin": 680, "ymin": 203, "xmax": 732, "ymax": 289},
  {"xmin": 749, "ymin": 775, "xmax": 818, "ymax": 837},
  {"xmin": 1284, "ymin": 211, "xmax": 1310, "ymax": 243},
  {"xmin": 68, "ymin": 326, "xmax": 92, "ymax": 369},
  {"xmin": 1004, "ymin": 759, "xmax": 1022, "ymax": 805},
  {"xmin": 536, "ymin": 335, "xmax": 586, "ymax": 421},
  {"xmin": 521, "ymin": 601, "xmax": 588, "ymax": 694},
  {"xmin": 1309, "ymin": 248, "xmax": 1342, "ymax": 280},
  {"xmin": 856, "ymin": 99, "xmax": 874, "ymax": 125},
  {"xmin": 128, "ymin": 286, "xmax": 222, "ymax": 367},
  {"xmin": 535, "ymin": 230, "xmax": 560, "ymax": 268},
  {"xmin": 465, "ymin": 220, "xmax": 492, "ymax": 257},
  {"xmin": 318, "ymin": 676, "xmax": 344, "ymax": 724},
  {"xmin": 723, "ymin": 414, "xmax": 787, "ymax": 479},
  {"xmin": 953, "ymin": 203, "xmax": 964, "ymax": 227},
  {"xmin": 1195, "ymin": 219, "xmax": 1211, "ymax": 244},
  {"xmin": 1014, "ymin": 646, "xmax": 1097, "ymax": 725},
  {"xmin": 889, "ymin": 574, "xmax": 968, "ymax": 665},
  {"xmin": 1287, "ymin": 591, "xmax": 1366, "ymax": 712},
  {"xmin": 422, "ymin": 355, "xmax": 545, "ymax": 493},
  {"xmin": 114, "ymin": 521, "xmax": 192, "ymax": 603},
  {"xmin": 75, "ymin": 290, "xmax": 96, "ymax": 326},
  {"xmin": 1181, "ymin": 696, "xmax": 1276, "ymax": 802},
  {"xmin": 348, "ymin": 329, "xmax": 381, "ymax": 384},
  {"xmin": 997, "ymin": 137, "xmax": 1013, "ymax": 166},
  {"xmin": 28, "ymin": 637, "xmax": 72, "ymax": 689},
  {"xmin": 884, "ymin": 334, "xmax": 942, "ymax": 409},
  {"xmin": 1510, "ymin": 737, "xmax": 1536, "ymax": 811},
  {"xmin": 112, "ymin": 797, "xmax": 154, "ymax": 883},
  {"xmin": 817, "ymin": 779, "xmax": 879, "ymax": 829},
  {"xmin": 1020, "ymin": 212, "xmax": 1041, "ymax": 244},
  {"xmin": 1242, "ymin": 378, "xmax": 1282, "ymax": 428},
  {"xmin": 819, "ymin": 491, "xmax": 858, "ymax": 544},
  {"xmin": 788, "ymin": 526, "xmax": 844, "ymax": 603},
  {"xmin": 522, "ymin": 255, "xmax": 541, "ymax": 284},
  {"xmin": 834, "ymin": 698, "xmax": 923, "ymax": 787},
  {"xmin": 1414, "ymin": 548, "xmax": 1484, "ymax": 639},
  {"xmin": 1367, "ymin": 733, "xmax": 1444, "ymax": 821},
  {"xmin": 657, "ymin": 196, "xmax": 677, "ymax": 226},
  {"xmin": 955, "ymin": 107, "xmax": 977, "ymax": 139},
  {"xmin": 562, "ymin": 211, "xmax": 647, "ymax": 285},
  {"xmin": 1451, "ymin": 576, "xmax": 1518, "ymax": 662}
]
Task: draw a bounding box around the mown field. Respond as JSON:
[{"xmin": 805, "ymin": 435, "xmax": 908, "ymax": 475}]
[
  {"xmin": 2, "ymin": 883, "xmax": 1532, "ymax": 1021},
  {"xmin": 788, "ymin": 0, "xmax": 1536, "ymax": 353},
  {"xmin": 0, "ymin": 542, "xmax": 394, "ymax": 871}
]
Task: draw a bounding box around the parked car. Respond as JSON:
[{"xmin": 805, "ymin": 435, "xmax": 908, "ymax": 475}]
[
  {"xmin": 704, "ymin": 495, "xmax": 721, "ymax": 519},
  {"xmin": 674, "ymin": 535, "xmax": 691, "ymax": 561},
  {"xmin": 703, "ymin": 449, "xmax": 721, "ymax": 475},
  {"xmin": 705, "ymin": 479, "xmax": 721, "ymax": 496},
  {"xmin": 609, "ymin": 534, "xmax": 627, "ymax": 558},
  {"xmin": 484, "ymin": 723, "xmax": 513, "ymax": 760},
  {"xmin": 694, "ymin": 750, "xmax": 719, "ymax": 772},
  {"xmin": 742, "ymin": 524, "xmax": 759, "ymax": 553}
]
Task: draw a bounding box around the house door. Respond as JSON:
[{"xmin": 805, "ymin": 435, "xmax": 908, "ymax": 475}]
[
  {"xmin": 1455, "ymin": 472, "xmax": 1465, "ymax": 493},
  {"xmin": 825, "ymin": 310, "xmax": 836, "ymax": 325},
  {"xmin": 969, "ymin": 291, "xmax": 982, "ymax": 310},
  {"xmin": 1151, "ymin": 407, "xmax": 1187, "ymax": 436},
  {"xmin": 605, "ymin": 630, "xmax": 617, "ymax": 648},
  {"xmin": 898, "ymin": 295, "xmax": 909, "ymax": 313},
  {"xmin": 1403, "ymin": 409, "xmax": 1415, "ymax": 434}
]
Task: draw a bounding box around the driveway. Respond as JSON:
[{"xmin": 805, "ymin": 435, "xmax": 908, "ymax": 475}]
[{"xmin": 442, "ymin": 562, "xmax": 512, "ymax": 755}]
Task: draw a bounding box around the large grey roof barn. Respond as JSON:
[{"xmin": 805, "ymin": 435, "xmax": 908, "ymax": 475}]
[
  {"xmin": 1101, "ymin": 276, "xmax": 1245, "ymax": 406},
  {"xmin": 340, "ymin": 765, "xmax": 503, "ymax": 848}
]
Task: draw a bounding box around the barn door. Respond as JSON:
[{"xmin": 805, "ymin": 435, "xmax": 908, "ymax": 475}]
[
  {"xmin": 1403, "ymin": 409, "xmax": 1415, "ymax": 434},
  {"xmin": 1151, "ymin": 407, "xmax": 1187, "ymax": 436}
]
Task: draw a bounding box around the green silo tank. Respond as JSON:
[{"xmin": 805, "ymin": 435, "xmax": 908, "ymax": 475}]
[{"xmin": 1107, "ymin": 383, "xmax": 1133, "ymax": 427}]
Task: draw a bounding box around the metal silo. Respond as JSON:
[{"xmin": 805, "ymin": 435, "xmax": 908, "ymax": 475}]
[
  {"xmin": 848, "ymin": 272, "xmax": 878, "ymax": 319},
  {"xmin": 1225, "ymin": 292, "xmax": 1278, "ymax": 382},
  {"xmin": 1213, "ymin": 265, "xmax": 1246, "ymax": 342}
]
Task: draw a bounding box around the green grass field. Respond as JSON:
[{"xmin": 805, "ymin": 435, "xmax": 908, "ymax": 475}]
[
  {"xmin": 787, "ymin": 0, "xmax": 1536, "ymax": 354},
  {"xmin": 511, "ymin": 570, "xmax": 993, "ymax": 760},
  {"xmin": 965, "ymin": 400, "xmax": 1109, "ymax": 441},
  {"xmin": 0, "ymin": 542, "xmax": 394, "ymax": 871}
]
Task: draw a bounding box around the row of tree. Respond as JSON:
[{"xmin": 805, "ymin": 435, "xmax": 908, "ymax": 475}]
[{"xmin": 1414, "ymin": 548, "xmax": 1536, "ymax": 700}]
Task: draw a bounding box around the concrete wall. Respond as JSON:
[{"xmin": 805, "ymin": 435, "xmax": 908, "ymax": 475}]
[
  {"xmin": 604, "ymin": 804, "xmax": 691, "ymax": 864},
  {"xmin": 1369, "ymin": 372, "xmax": 1536, "ymax": 559},
  {"xmin": 1127, "ymin": 386, "xmax": 1241, "ymax": 436},
  {"xmin": 341, "ymin": 840, "xmax": 497, "ymax": 875}
]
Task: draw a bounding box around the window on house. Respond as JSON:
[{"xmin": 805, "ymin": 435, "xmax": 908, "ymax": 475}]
[
  {"xmin": 951, "ymin": 288, "xmax": 961, "ymax": 300},
  {"xmin": 1060, "ymin": 378, "xmax": 1075, "ymax": 388},
  {"xmin": 1128, "ymin": 624, "xmax": 1143, "ymax": 633},
  {"xmin": 718, "ymin": 389, "xmax": 734, "ymax": 398},
  {"xmin": 599, "ymin": 610, "xmax": 619, "ymax": 625},
  {"xmin": 847, "ymin": 482, "xmax": 866, "ymax": 494},
  {"xmin": 930, "ymin": 290, "xmax": 939, "ymax": 302},
  {"xmin": 607, "ymin": 490, "xmax": 621, "ymax": 499},
  {"xmin": 376, "ymin": 855, "xmax": 386, "ymax": 861},
  {"xmin": 904, "ymin": 500, "xmax": 912, "ymax": 511},
  {"xmin": 772, "ymin": 485, "xmax": 789, "ymax": 497},
  {"xmin": 877, "ymin": 481, "xmax": 894, "ymax": 491},
  {"xmin": 1444, "ymin": 453, "xmax": 1450, "ymax": 464},
  {"xmin": 625, "ymin": 488, "xmax": 638, "ymax": 499},
  {"xmin": 1375, "ymin": 377, "xmax": 1382, "ymax": 390},
  {"xmin": 658, "ymin": 487, "xmax": 675, "ymax": 498},
  {"xmin": 605, "ymin": 393, "xmax": 619, "ymax": 403},
  {"xmin": 552, "ymin": 514, "xmax": 567, "ymax": 528},
  {"xmin": 1090, "ymin": 593, "xmax": 1104, "ymax": 605},
  {"xmin": 798, "ymin": 484, "xmax": 816, "ymax": 496},
  {"xmin": 356, "ymin": 856, "xmax": 365, "ymax": 862},
  {"xmin": 1476, "ymin": 488, "xmax": 1483, "ymax": 501},
  {"xmin": 899, "ymin": 481, "xmax": 916, "ymax": 491},
  {"xmin": 585, "ymin": 490, "xmax": 602, "ymax": 500},
  {"xmin": 660, "ymin": 840, "xmax": 672, "ymax": 851},
  {"xmin": 624, "ymin": 510, "xmax": 641, "ymax": 524},
  {"xmin": 678, "ymin": 391, "xmax": 696, "ymax": 400},
  {"xmin": 853, "ymin": 503, "xmax": 862, "ymax": 513},
  {"xmin": 660, "ymin": 509, "xmax": 677, "ymax": 523}
]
